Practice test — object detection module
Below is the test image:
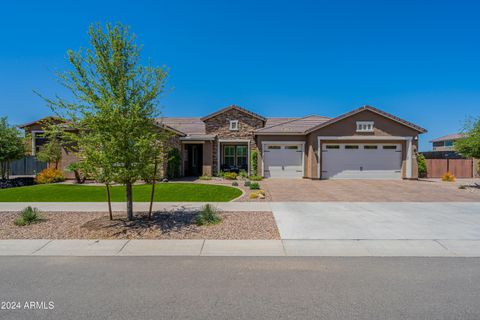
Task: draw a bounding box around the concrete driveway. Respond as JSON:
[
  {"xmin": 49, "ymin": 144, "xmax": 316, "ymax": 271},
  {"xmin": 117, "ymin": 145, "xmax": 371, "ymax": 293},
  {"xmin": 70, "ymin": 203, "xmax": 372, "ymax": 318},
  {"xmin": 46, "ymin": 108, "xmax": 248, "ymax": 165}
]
[
  {"xmin": 262, "ymin": 179, "xmax": 480, "ymax": 202},
  {"xmin": 272, "ymin": 202, "xmax": 480, "ymax": 240}
]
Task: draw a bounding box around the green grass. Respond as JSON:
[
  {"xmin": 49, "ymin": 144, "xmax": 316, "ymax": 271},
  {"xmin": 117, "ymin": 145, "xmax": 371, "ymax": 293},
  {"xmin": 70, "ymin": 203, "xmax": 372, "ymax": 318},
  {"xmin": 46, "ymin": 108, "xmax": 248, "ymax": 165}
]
[{"xmin": 0, "ymin": 183, "xmax": 242, "ymax": 202}]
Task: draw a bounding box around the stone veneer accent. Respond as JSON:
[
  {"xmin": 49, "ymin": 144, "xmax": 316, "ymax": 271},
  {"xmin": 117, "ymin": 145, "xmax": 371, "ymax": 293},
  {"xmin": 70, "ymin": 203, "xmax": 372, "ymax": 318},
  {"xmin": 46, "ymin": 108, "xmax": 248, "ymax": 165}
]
[{"xmin": 204, "ymin": 108, "xmax": 264, "ymax": 175}]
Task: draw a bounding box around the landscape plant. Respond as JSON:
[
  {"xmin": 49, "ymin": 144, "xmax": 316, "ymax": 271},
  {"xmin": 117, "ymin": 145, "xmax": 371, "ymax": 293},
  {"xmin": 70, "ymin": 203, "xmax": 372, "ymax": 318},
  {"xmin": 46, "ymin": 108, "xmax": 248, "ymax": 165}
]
[
  {"xmin": 249, "ymin": 182, "xmax": 260, "ymax": 190},
  {"xmin": 223, "ymin": 172, "xmax": 238, "ymax": 180},
  {"xmin": 0, "ymin": 117, "xmax": 25, "ymax": 179},
  {"xmin": 250, "ymin": 149, "xmax": 258, "ymax": 175},
  {"xmin": 441, "ymin": 172, "xmax": 456, "ymax": 182},
  {"xmin": 167, "ymin": 148, "xmax": 181, "ymax": 179},
  {"xmin": 455, "ymin": 116, "xmax": 480, "ymax": 175},
  {"xmin": 248, "ymin": 175, "xmax": 263, "ymax": 181},
  {"xmin": 195, "ymin": 204, "xmax": 221, "ymax": 226},
  {"xmin": 38, "ymin": 23, "xmax": 168, "ymax": 221},
  {"xmin": 417, "ymin": 154, "xmax": 427, "ymax": 178},
  {"xmin": 35, "ymin": 167, "xmax": 65, "ymax": 184},
  {"xmin": 14, "ymin": 206, "xmax": 42, "ymax": 226}
]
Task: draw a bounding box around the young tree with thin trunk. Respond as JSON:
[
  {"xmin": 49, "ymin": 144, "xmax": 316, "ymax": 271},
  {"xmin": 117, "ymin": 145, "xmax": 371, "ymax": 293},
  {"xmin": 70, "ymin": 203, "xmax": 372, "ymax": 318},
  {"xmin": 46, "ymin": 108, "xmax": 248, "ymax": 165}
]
[
  {"xmin": 455, "ymin": 116, "xmax": 480, "ymax": 174},
  {"xmin": 0, "ymin": 117, "xmax": 26, "ymax": 179},
  {"xmin": 39, "ymin": 23, "xmax": 167, "ymax": 221}
]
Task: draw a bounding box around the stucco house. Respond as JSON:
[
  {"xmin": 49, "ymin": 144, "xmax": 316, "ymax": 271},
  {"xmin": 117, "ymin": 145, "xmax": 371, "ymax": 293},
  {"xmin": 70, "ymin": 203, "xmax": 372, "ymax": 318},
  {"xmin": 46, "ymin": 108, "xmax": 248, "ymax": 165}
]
[
  {"xmin": 430, "ymin": 133, "xmax": 465, "ymax": 151},
  {"xmin": 21, "ymin": 104, "xmax": 426, "ymax": 180}
]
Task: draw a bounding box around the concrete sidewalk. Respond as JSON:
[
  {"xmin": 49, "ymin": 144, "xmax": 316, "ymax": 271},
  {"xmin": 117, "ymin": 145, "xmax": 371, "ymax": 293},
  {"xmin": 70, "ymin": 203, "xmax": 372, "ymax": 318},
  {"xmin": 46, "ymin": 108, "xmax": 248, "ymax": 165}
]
[
  {"xmin": 0, "ymin": 202, "xmax": 272, "ymax": 212},
  {"xmin": 1, "ymin": 239, "xmax": 480, "ymax": 257}
]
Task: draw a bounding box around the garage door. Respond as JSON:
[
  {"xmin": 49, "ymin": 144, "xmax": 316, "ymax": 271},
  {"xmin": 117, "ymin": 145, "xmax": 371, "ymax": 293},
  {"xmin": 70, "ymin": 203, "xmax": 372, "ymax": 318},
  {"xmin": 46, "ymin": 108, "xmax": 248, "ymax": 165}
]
[
  {"xmin": 322, "ymin": 143, "xmax": 402, "ymax": 179},
  {"xmin": 263, "ymin": 144, "xmax": 303, "ymax": 178}
]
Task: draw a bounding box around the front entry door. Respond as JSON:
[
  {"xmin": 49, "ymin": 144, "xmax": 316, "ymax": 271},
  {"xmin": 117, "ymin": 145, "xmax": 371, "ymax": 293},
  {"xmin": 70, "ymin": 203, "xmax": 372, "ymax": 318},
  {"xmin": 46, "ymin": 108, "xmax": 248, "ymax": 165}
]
[{"xmin": 185, "ymin": 144, "xmax": 203, "ymax": 176}]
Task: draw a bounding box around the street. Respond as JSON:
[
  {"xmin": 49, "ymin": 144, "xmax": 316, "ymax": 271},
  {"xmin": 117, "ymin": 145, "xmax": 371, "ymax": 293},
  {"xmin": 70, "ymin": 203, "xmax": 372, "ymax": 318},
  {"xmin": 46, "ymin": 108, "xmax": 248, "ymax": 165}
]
[{"xmin": 0, "ymin": 257, "xmax": 479, "ymax": 320}]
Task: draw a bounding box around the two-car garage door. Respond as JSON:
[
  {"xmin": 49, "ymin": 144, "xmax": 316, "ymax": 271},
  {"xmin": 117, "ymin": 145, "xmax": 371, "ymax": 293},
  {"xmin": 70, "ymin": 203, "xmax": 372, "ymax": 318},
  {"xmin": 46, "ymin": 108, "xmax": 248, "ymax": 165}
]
[{"xmin": 322, "ymin": 143, "xmax": 402, "ymax": 179}]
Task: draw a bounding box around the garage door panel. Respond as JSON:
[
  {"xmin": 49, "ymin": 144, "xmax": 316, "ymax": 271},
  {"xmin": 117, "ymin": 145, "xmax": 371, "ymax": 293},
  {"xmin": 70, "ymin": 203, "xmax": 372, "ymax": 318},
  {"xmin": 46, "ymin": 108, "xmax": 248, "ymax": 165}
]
[
  {"xmin": 322, "ymin": 143, "xmax": 402, "ymax": 180},
  {"xmin": 264, "ymin": 144, "xmax": 304, "ymax": 178}
]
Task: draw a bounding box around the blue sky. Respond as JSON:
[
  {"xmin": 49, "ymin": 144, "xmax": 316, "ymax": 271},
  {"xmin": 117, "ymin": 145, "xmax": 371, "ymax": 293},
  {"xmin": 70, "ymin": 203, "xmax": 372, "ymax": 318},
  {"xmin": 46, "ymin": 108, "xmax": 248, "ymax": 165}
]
[{"xmin": 0, "ymin": 0, "xmax": 479, "ymax": 151}]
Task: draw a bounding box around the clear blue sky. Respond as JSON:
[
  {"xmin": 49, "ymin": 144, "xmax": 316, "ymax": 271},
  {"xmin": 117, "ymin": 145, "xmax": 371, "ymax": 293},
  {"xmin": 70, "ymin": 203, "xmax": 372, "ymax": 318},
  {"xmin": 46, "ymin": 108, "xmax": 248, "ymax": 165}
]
[{"xmin": 0, "ymin": 0, "xmax": 479, "ymax": 151}]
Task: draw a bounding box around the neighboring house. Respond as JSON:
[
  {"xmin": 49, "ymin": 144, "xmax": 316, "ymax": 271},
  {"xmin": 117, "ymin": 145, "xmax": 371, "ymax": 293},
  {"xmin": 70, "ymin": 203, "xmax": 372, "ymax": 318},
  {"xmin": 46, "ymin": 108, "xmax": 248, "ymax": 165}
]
[
  {"xmin": 20, "ymin": 104, "xmax": 426, "ymax": 180},
  {"xmin": 430, "ymin": 133, "xmax": 465, "ymax": 151}
]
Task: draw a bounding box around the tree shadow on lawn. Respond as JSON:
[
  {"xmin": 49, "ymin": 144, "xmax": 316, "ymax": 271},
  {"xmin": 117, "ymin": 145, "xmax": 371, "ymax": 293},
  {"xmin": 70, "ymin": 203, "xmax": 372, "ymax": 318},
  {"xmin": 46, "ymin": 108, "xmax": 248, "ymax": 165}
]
[{"xmin": 81, "ymin": 209, "xmax": 203, "ymax": 238}]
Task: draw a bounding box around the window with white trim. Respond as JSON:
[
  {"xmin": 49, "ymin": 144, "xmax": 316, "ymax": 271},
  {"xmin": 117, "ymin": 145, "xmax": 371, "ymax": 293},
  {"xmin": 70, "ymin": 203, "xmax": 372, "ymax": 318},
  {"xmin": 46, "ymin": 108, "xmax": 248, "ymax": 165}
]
[
  {"xmin": 229, "ymin": 120, "xmax": 239, "ymax": 131},
  {"xmin": 356, "ymin": 121, "xmax": 374, "ymax": 132}
]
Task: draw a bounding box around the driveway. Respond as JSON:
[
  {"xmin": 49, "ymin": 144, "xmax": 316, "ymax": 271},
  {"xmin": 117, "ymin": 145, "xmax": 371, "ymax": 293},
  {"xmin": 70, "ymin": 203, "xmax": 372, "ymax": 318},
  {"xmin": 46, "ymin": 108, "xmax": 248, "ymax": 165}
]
[
  {"xmin": 272, "ymin": 202, "xmax": 480, "ymax": 240},
  {"xmin": 261, "ymin": 179, "xmax": 480, "ymax": 202}
]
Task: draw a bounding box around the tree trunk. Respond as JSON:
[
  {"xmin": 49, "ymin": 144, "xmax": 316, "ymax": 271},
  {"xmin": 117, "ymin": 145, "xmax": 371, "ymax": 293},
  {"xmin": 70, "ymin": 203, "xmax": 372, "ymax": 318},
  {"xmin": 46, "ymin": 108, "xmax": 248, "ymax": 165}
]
[
  {"xmin": 106, "ymin": 184, "xmax": 113, "ymax": 220},
  {"xmin": 148, "ymin": 159, "xmax": 158, "ymax": 219},
  {"xmin": 0, "ymin": 162, "xmax": 6, "ymax": 179},
  {"xmin": 126, "ymin": 182, "xmax": 134, "ymax": 221}
]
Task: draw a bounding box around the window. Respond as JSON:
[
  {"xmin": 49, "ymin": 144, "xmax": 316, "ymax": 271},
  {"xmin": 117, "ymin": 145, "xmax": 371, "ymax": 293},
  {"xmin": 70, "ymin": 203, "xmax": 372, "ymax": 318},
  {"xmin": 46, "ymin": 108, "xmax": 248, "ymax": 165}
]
[
  {"xmin": 383, "ymin": 145, "xmax": 397, "ymax": 150},
  {"xmin": 326, "ymin": 145, "xmax": 340, "ymax": 149},
  {"xmin": 444, "ymin": 140, "xmax": 454, "ymax": 147},
  {"xmin": 345, "ymin": 145, "xmax": 359, "ymax": 149},
  {"xmin": 229, "ymin": 120, "xmax": 239, "ymax": 131},
  {"xmin": 356, "ymin": 121, "xmax": 374, "ymax": 132},
  {"xmin": 364, "ymin": 145, "xmax": 378, "ymax": 150},
  {"xmin": 223, "ymin": 146, "xmax": 235, "ymax": 166},
  {"xmin": 236, "ymin": 146, "xmax": 248, "ymax": 167},
  {"xmin": 284, "ymin": 145, "xmax": 299, "ymax": 150},
  {"xmin": 267, "ymin": 145, "xmax": 281, "ymax": 150}
]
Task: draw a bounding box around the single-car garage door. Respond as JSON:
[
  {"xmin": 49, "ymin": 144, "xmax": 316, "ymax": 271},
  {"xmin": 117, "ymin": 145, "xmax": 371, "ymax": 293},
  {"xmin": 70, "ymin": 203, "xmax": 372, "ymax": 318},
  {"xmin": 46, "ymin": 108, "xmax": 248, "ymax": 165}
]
[
  {"xmin": 322, "ymin": 143, "xmax": 402, "ymax": 179},
  {"xmin": 263, "ymin": 144, "xmax": 304, "ymax": 178}
]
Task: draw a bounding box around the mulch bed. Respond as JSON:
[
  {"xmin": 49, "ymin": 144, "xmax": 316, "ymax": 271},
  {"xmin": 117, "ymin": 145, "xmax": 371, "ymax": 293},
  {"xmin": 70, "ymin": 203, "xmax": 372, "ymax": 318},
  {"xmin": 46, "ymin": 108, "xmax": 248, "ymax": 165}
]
[{"xmin": 0, "ymin": 211, "xmax": 279, "ymax": 240}]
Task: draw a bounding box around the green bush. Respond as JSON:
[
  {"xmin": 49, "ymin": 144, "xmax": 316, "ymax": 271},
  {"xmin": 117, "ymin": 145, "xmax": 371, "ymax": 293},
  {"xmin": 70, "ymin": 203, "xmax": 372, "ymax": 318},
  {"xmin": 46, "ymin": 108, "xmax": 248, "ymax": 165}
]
[
  {"xmin": 251, "ymin": 149, "xmax": 258, "ymax": 175},
  {"xmin": 14, "ymin": 206, "xmax": 41, "ymax": 226},
  {"xmin": 232, "ymin": 181, "xmax": 238, "ymax": 186},
  {"xmin": 167, "ymin": 148, "xmax": 181, "ymax": 178},
  {"xmin": 195, "ymin": 204, "xmax": 221, "ymax": 226},
  {"xmin": 35, "ymin": 168, "xmax": 65, "ymax": 184},
  {"xmin": 239, "ymin": 169, "xmax": 248, "ymax": 179},
  {"xmin": 248, "ymin": 175, "xmax": 263, "ymax": 181},
  {"xmin": 244, "ymin": 181, "xmax": 251, "ymax": 187},
  {"xmin": 249, "ymin": 182, "xmax": 260, "ymax": 190},
  {"xmin": 417, "ymin": 154, "xmax": 427, "ymax": 178},
  {"xmin": 199, "ymin": 175, "xmax": 212, "ymax": 180},
  {"xmin": 223, "ymin": 172, "xmax": 238, "ymax": 180}
]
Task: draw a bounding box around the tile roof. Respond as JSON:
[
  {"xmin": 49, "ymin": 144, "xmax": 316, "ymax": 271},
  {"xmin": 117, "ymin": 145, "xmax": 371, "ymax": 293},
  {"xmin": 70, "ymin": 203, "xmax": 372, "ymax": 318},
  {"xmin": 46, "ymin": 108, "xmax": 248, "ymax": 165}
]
[
  {"xmin": 305, "ymin": 105, "xmax": 427, "ymax": 134},
  {"xmin": 256, "ymin": 115, "xmax": 331, "ymax": 134},
  {"xmin": 200, "ymin": 105, "xmax": 267, "ymax": 122},
  {"xmin": 157, "ymin": 117, "xmax": 206, "ymax": 135},
  {"xmin": 430, "ymin": 133, "xmax": 465, "ymax": 143}
]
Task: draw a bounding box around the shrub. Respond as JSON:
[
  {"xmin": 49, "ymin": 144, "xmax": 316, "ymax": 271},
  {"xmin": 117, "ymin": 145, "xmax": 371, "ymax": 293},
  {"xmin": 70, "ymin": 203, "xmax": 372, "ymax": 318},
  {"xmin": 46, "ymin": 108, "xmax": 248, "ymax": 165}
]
[
  {"xmin": 195, "ymin": 204, "xmax": 221, "ymax": 226},
  {"xmin": 239, "ymin": 169, "xmax": 248, "ymax": 179},
  {"xmin": 248, "ymin": 175, "xmax": 263, "ymax": 181},
  {"xmin": 249, "ymin": 192, "xmax": 259, "ymax": 199},
  {"xmin": 65, "ymin": 162, "xmax": 86, "ymax": 184},
  {"xmin": 441, "ymin": 172, "xmax": 456, "ymax": 182},
  {"xmin": 232, "ymin": 181, "xmax": 238, "ymax": 186},
  {"xmin": 417, "ymin": 154, "xmax": 427, "ymax": 178},
  {"xmin": 249, "ymin": 182, "xmax": 260, "ymax": 190},
  {"xmin": 167, "ymin": 148, "xmax": 181, "ymax": 178},
  {"xmin": 14, "ymin": 206, "xmax": 41, "ymax": 226},
  {"xmin": 251, "ymin": 149, "xmax": 258, "ymax": 175},
  {"xmin": 244, "ymin": 181, "xmax": 251, "ymax": 187},
  {"xmin": 199, "ymin": 175, "xmax": 212, "ymax": 180},
  {"xmin": 35, "ymin": 168, "xmax": 65, "ymax": 184},
  {"xmin": 223, "ymin": 172, "xmax": 238, "ymax": 180},
  {"xmin": 257, "ymin": 189, "xmax": 265, "ymax": 195}
]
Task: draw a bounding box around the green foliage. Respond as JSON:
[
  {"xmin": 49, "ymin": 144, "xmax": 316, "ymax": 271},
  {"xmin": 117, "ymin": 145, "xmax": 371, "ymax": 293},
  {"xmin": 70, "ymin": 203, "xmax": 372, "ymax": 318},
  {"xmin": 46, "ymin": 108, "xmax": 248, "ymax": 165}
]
[
  {"xmin": 455, "ymin": 117, "xmax": 480, "ymax": 159},
  {"xmin": 14, "ymin": 206, "xmax": 41, "ymax": 226},
  {"xmin": 195, "ymin": 204, "xmax": 221, "ymax": 226},
  {"xmin": 417, "ymin": 154, "xmax": 427, "ymax": 178},
  {"xmin": 167, "ymin": 148, "xmax": 181, "ymax": 178},
  {"xmin": 231, "ymin": 181, "xmax": 238, "ymax": 186},
  {"xmin": 36, "ymin": 139, "xmax": 62, "ymax": 169},
  {"xmin": 199, "ymin": 175, "xmax": 212, "ymax": 180},
  {"xmin": 223, "ymin": 172, "xmax": 238, "ymax": 180},
  {"xmin": 35, "ymin": 168, "xmax": 65, "ymax": 184},
  {"xmin": 239, "ymin": 169, "xmax": 248, "ymax": 179},
  {"xmin": 0, "ymin": 117, "xmax": 26, "ymax": 179},
  {"xmin": 248, "ymin": 175, "xmax": 263, "ymax": 181},
  {"xmin": 244, "ymin": 181, "xmax": 251, "ymax": 187},
  {"xmin": 249, "ymin": 182, "xmax": 260, "ymax": 190},
  {"xmin": 38, "ymin": 23, "xmax": 168, "ymax": 220},
  {"xmin": 65, "ymin": 162, "xmax": 87, "ymax": 184},
  {"xmin": 250, "ymin": 149, "xmax": 258, "ymax": 175}
]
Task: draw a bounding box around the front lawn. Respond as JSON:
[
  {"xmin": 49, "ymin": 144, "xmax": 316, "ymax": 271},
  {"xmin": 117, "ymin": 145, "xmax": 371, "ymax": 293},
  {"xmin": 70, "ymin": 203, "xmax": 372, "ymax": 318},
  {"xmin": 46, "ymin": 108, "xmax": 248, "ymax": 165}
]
[{"xmin": 0, "ymin": 183, "xmax": 242, "ymax": 202}]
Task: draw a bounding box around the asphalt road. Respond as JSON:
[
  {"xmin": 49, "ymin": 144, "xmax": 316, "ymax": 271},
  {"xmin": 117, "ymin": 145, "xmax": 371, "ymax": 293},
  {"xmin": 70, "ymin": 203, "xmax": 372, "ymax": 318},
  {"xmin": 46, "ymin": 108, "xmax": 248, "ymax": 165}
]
[{"xmin": 0, "ymin": 257, "xmax": 479, "ymax": 320}]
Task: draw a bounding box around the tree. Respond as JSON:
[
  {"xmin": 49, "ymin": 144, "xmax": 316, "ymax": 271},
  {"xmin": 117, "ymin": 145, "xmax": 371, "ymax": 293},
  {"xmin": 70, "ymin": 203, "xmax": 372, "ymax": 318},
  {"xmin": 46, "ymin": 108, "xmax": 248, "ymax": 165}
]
[
  {"xmin": 455, "ymin": 117, "xmax": 480, "ymax": 174},
  {"xmin": 0, "ymin": 117, "xmax": 25, "ymax": 179},
  {"xmin": 36, "ymin": 138, "xmax": 62, "ymax": 169},
  {"xmin": 39, "ymin": 23, "xmax": 167, "ymax": 220}
]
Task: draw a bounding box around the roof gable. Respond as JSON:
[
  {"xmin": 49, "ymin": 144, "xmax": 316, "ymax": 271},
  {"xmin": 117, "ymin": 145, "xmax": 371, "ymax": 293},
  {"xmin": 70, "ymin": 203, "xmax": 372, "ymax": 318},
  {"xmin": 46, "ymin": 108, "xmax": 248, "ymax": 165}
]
[
  {"xmin": 200, "ymin": 105, "xmax": 266, "ymax": 122},
  {"xmin": 305, "ymin": 105, "xmax": 427, "ymax": 134}
]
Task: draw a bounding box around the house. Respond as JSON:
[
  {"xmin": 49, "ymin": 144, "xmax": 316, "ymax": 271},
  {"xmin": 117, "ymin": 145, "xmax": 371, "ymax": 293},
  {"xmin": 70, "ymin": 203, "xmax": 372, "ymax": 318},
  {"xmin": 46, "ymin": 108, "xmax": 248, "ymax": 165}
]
[
  {"xmin": 20, "ymin": 104, "xmax": 426, "ymax": 180},
  {"xmin": 430, "ymin": 133, "xmax": 464, "ymax": 151}
]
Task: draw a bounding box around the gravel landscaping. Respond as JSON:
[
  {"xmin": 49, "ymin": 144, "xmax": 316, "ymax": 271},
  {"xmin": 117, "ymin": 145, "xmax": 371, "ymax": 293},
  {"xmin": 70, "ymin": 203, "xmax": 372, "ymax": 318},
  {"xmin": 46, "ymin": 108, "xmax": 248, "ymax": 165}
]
[{"xmin": 0, "ymin": 211, "xmax": 279, "ymax": 240}]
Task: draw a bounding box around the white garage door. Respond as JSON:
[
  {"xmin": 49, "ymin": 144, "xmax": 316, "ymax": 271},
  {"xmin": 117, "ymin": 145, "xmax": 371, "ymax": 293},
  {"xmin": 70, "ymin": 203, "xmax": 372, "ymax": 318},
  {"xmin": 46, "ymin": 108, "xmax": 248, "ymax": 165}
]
[
  {"xmin": 263, "ymin": 144, "xmax": 304, "ymax": 178},
  {"xmin": 322, "ymin": 143, "xmax": 402, "ymax": 179}
]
